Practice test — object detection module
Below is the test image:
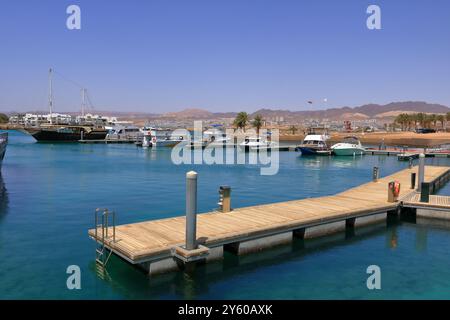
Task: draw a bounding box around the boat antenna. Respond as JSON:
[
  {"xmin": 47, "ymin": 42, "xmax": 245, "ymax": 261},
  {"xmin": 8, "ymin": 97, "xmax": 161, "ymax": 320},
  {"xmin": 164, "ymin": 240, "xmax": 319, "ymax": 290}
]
[
  {"xmin": 81, "ymin": 88, "xmax": 86, "ymax": 117},
  {"xmin": 48, "ymin": 68, "xmax": 53, "ymax": 124},
  {"xmin": 52, "ymin": 69, "xmax": 90, "ymax": 115},
  {"xmin": 86, "ymin": 90, "xmax": 94, "ymax": 110}
]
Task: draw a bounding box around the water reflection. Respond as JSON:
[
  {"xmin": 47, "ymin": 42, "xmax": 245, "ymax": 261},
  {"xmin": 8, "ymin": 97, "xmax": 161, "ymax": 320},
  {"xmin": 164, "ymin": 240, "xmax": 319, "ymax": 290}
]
[
  {"xmin": 93, "ymin": 222, "xmax": 389, "ymax": 299},
  {"xmin": 387, "ymin": 227, "xmax": 399, "ymax": 249},
  {"xmin": 299, "ymin": 154, "xmax": 365, "ymax": 169},
  {"xmin": 415, "ymin": 227, "xmax": 428, "ymax": 252}
]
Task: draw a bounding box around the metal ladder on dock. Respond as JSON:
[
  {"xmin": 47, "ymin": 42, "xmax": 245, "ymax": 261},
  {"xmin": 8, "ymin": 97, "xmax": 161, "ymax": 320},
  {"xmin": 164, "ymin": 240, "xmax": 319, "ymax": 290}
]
[{"xmin": 94, "ymin": 208, "xmax": 116, "ymax": 269}]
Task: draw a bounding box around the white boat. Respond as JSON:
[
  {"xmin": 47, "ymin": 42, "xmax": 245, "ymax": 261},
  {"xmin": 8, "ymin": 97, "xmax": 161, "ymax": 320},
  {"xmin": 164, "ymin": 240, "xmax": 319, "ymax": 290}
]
[
  {"xmin": 239, "ymin": 136, "xmax": 274, "ymax": 151},
  {"xmin": 141, "ymin": 127, "xmax": 186, "ymax": 148},
  {"xmin": 331, "ymin": 136, "xmax": 365, "ymax": 156},
  {"xmin": 202, "ymin": 128, "xmax": 230, "ymax": 147},
  {"xmin": 296, "ymin": 134, "xmax": 331, "ymax": 156},
  {"xmin": 106, "ymin": 124, "xmax": 143, "ymax": 142}
]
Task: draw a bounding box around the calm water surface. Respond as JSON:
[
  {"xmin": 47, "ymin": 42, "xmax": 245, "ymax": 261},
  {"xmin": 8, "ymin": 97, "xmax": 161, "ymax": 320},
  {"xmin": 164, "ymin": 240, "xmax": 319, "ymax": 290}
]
[{"xmin": 1, "ymin": 130, "xmax": 450, "ymax": 299}]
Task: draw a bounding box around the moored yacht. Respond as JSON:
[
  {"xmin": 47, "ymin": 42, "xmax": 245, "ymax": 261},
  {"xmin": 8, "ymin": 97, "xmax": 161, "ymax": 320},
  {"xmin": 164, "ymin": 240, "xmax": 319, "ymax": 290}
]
[
  {"xmin": 202, "ymin": 128, "xmax": 231, "ymax": 147},
  {"xmin": 25, "ymin": 125, "xmax": 108, "ymax": 142},
  {"xmin": 296, "ymin": 133, "xmax": 331, "ymax": 156},
  {"xmin": 239, "ymin": 136, "xmax": 274, "ymax": 151},
  {"xmin": 22, "ymin": 69, "xmax": 109, "ymax": 142},
  {"xmin": 106, "ymin": 124, "xmax": 143, "ymax": 142},
  {"xmin": 331, "ymin": 136, "xmax": 365, "ymax": 156},
  {"xmin": 141, "ymin": 127, "xmax": 186, "ymax": 147}
]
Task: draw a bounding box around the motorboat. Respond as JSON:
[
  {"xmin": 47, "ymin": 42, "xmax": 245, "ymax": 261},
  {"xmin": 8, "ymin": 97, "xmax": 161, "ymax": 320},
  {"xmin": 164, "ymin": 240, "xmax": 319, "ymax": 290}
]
[
  {"xmin": 239, "ymin": 136, "xmax": 274, "ymax": 151},
  {"xmin": 202, "ymin": 128, "xmax": 231, "ymax": 147},
  {"xmin": 296, "ymin": 133, "xmax": 331, "ymax": 156},
  {"xmin": 106, "ymin": 124, "xmax": 143, "ymax": 142},
  {"xmin": 141, "ymin": 127, "xmax": 186, "ymax": 148},
  {"xmin": 331, "ymin": 136, "xmax": 365, "ymax": 156}
]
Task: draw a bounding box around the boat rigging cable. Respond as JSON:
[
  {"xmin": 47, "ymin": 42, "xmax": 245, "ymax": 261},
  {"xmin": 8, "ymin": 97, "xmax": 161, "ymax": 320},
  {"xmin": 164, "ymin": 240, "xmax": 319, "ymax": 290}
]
[{"xmin": 51, "ymin": 69, "xmax": 96, "ymax": 112}]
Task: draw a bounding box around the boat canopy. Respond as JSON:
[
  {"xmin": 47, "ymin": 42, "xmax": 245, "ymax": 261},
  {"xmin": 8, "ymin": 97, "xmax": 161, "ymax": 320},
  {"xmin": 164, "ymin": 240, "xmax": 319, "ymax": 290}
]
[
  {"xmin": 342, "ymin": 136, "xmax": 360, "ymax": 143},
  {"xmin": 303, "ymin": 134, "xmax": 327, "ymax": 142},
  {"xmin": 244, "ymin": 136, "xmax": 266, "ymax": 141}
]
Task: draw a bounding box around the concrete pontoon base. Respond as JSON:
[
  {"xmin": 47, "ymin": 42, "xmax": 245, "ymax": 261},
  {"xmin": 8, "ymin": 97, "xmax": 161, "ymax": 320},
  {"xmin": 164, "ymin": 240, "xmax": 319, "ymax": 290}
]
[
  {"xmin": 225, "ymin": 232, "xmax": 293, "ymax": 255},
  {"xmin": 141, "ymin": 246, "xmax": 224, "ymax": 276}
]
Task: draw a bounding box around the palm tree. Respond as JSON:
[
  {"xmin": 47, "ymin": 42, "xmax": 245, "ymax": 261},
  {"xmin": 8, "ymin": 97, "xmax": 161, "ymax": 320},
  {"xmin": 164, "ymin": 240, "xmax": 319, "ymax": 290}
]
[
  {"xmin": 403, "ymin": 114, "xmax": 410, "ymax": 131},
  {"xmin": 445, "ymin": 112, "xmax": 450, "ymax": 131},
  {"xmin": 410, "ymin": 113, "xmax": 418, "ymax": 130},
  {"xmin": 423, "ymin": 114, "xmax": 434, "ymax": 128},
  {"xmin": 251, "ymin": 114, "xmax": 264, "ymax": 135},
  {"xmin": 416, "ymin": 113, "xmax": 425, "ymax": 128},
  {"xmin": 437, "ymin": 114, "xmax": 445, "ymax": 129},
  {"xmin": 395, "ymin": 113, "xmax": 409, "ymax": 131},
  {"xmin": 429, "ymin": 114, "xmax": 437, "ymax": 128},
  {"xmin": 233, "ymin": 112, "xmax": 249, "ymax": 132},
  {"xmin": 289, "ymin": 125, "xmax": 298, "ymax": 135}
]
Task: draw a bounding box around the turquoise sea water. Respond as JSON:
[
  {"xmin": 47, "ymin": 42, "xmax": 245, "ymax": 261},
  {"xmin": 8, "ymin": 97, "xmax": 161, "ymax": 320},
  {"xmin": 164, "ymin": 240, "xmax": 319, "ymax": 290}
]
[{"xmin": 1, "ymin": 130, "xmax": 450, "ymax": 299}]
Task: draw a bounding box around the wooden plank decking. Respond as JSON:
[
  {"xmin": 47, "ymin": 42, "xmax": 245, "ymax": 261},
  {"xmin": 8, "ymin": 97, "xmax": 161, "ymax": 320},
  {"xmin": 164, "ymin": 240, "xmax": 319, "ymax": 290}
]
[
  {"xmin": 89, "ymin": 165, "xmax": 450, "ymax": 264},
  {"xmin": 403, "ymin": 193, "xmax": 450, "ymax": 210}
]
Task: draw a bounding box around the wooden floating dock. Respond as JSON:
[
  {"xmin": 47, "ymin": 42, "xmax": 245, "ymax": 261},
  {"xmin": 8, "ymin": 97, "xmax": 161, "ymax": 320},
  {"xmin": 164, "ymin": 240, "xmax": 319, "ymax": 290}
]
[
  {"xmin": 76, "ymin": 140, "xmax": 450, "ymax": 159},
  {"xmin": 365, "ymin": 148, "xmax": 450, "ymax": 160},
  {"xmin": 89, "ymin": 165, "xmax": 450, "ymax": 275},
  {"xmin": 403, "ymin": 193, "xmax": 450, "ymax": 210},
  {"xmin": 79, "ymin": 139, "xmax": 138, "ymax": 144}
]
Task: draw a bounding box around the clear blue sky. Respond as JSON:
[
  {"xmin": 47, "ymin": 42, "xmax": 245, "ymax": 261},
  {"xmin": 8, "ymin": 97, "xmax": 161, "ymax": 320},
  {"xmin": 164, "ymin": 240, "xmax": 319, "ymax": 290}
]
[{"xmin": 1, "ymin": 0, "xmax": 449, "ymax": 113}]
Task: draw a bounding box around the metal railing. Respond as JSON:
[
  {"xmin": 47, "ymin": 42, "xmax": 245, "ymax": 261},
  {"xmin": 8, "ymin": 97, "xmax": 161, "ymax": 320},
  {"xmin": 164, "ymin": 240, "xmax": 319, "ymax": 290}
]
[{"xmin": 94, "ymin": 208, "xmax": 116, "ymax": 268}]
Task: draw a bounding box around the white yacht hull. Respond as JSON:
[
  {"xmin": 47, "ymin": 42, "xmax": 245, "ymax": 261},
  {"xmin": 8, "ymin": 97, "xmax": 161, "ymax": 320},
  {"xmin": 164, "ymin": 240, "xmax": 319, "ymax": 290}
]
[
  {"xmin": 153, "ymin": 140, "xmax": 182, "ymax": 147},
  {"xmin": 331, "ymin": 143, "xmax": 365, "ymax": 156},
  {"xmin": 239, "ymin": 143, "xmax": 274, "ymax": 151}
]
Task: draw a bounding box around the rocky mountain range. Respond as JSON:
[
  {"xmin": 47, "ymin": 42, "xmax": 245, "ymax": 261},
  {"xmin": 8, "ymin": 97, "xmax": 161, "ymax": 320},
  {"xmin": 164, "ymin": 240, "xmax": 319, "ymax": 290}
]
[
  {"xmin": 6, "ymin": 101, "xmax": 449, "ymax": 121},
  {"xmin": 159, "ymin": 101, "xmax": 450, "ymax": 121}
]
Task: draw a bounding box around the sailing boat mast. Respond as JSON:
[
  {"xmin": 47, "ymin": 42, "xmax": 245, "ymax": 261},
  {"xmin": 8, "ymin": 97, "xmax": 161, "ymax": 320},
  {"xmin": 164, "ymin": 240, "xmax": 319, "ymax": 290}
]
[
  {"xmin": 81, "ymin": 88, "xmax": 86, "ymax": 117},
  {"xmin": 48, "ymin": 68, "xmax": 53, "ymax": 124}
]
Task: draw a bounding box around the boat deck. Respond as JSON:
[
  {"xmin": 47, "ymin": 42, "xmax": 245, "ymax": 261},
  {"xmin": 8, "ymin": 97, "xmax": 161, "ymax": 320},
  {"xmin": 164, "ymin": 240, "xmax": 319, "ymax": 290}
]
[{"xmin": 89, "ymin": 165, "xmax": 450, "ymax": 264}]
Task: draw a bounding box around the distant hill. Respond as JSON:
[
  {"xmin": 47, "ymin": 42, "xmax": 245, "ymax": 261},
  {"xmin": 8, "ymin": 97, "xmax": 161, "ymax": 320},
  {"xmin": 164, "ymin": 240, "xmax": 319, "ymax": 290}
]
[
  {"xmin": 250, "ymin": 101, "xmax": 450, "ymax": 120},
  {"xmin": 161, "ymin": 108, "xmax": 238, "ymax": 119},
  {"xmin": 351, "ymin": 101, "xmax": 450, "ymax": 117},
  {"xmin": 5, "ymin": 101, "xmax": 449, "ymax": 121},
  {"xmin": 163, "ymin": 108, "xmax": 213, "ymax": 119}
]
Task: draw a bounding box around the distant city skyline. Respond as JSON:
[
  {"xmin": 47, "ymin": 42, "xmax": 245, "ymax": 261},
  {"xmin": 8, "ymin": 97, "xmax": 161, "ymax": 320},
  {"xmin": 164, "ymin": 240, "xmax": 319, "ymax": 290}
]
[{"xmin": 1, "ymin": 0, "xmax": 450, "ymax": 113}]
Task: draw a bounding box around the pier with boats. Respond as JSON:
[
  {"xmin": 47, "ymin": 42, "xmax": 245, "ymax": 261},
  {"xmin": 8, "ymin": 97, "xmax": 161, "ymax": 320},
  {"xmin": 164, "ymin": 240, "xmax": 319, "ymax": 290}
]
[{"xmin": 89, "ymin": 161, "xmax": 450, "ymax": 275}]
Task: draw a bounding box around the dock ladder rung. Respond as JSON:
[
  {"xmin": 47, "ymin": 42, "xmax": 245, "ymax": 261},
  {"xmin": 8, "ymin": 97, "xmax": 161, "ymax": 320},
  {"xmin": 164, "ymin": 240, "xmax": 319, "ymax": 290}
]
[{"xmin": 94, "ymin": 208, "xmax": 116, "ymax": 269}]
